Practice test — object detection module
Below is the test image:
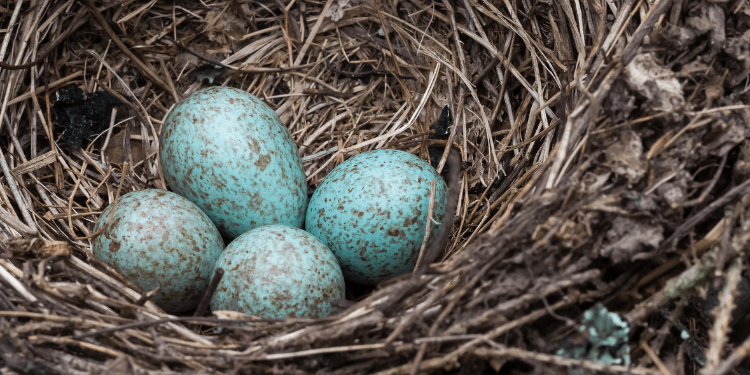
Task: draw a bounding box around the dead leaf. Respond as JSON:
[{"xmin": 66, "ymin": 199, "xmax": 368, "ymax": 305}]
[
  {"xmin": 580, "ymin": 168, "xmax": 611, "ymax": 193},
  {"xmin": 601, "ymin": 217, "xmax": 664, "ymax": 263},
  {"xmin": 555, "ymin": 217, "xmax": 590, "ymax": 249},
  {"xmin": 702, "ymin": 114, "xmax": 749, "ymax": 157},
  {"xmin": 661, "ymin": 24, "xmax": 698, "ymax": 49},
  {"xmin": 489, "ymin": 358, "xmax": 506, "ymax": 372},
  {"xmin": 605, "ymin": 130, "xmax": 645, "ymax": 184},
  {"xmin": 624, "ymin": 53, "xmax": 685, "ymax": 115},
  {"xmin": 103, "ymin": 129, "xmax": 146, "ymax": 166},
  {"xmin": 725, "ymin": 30, "xmax": 750, "ymax": 78},
  {"xmin": 204, "ymin": 9, "xmax": 248, "ymax": 45},
  {"xmin": 329, "ymin": 0, "xmax": 355, "ymax": 22},
  {"xmin": 686, "ymin": 3, "xmax": 726, "ymax": 47},
  {"xmin": 602, "ymin": 81, "xmax": 637, "ymax": 123},
  {"xmin": 583, "ymin": 194, "xmax": 630, "ymax": 214},
  {"xmin": 657, "ymin": 181, "xmax": 686, "ymax": 207}
]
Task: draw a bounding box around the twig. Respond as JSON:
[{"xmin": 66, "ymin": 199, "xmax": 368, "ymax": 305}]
[
  {"xmin": 162, "ymin": 37, "xmax": 318, "ymax": 73},
  {"xmin": 679, "ymin": 152, "xmax": 728, "ymax": 208},
  {"xmin": 0, "ymin": 149, "xmax": 37, "ymax": 235},
  {"xmin": 640, "ymin": 340, "xmax": 672, "ymax": 375},
  {"xmin": 712, "ymin": 329, "xmax": 750, "ymax": 374},
  {"xmin": 660, "ymin": 177, "xmax": 750, "ymax": 253},
  {"xmin": 193, "ymin": 268, "xmax": 224, "ymax": 318},
  {"xmin": 73, "ymin": 315, "xmax": 264, "ymax": 340},
  {"xmin": 83, "ymin": 0, "xmax": 175, "ymax": 99},
  {"xmin": 473, "ymin": 347, "xmax": 661, "ymax": 375},
  {"xmin": 413, "ymin": 149, "xmax": 461, "ymax": 277},
  {"xmin": 377, "ymin": 291, "xmax": 597, "ymax": 375},
  {"xmin": 0, "ymin": 260, "xmax": 39, "ymax": 303},
  {"xmin": 69, "ymin": 163, "xmax": 128, "ymax": 241},
  {"xmin": 626, "ymin": 258, "xmax": 715, "ymax": 324},
  {"xmin": 318, "ymin": 47, "xmax": 416, "ymax": 80},
  {"xmin": 620, "ymin": 0, "xmax": 675, "ymax": 66},
  {"xmin": 262, "ymin": 342, "xmax": 397, "ymax": 360},
  {"xmin": 703, "ymin": 258, "xmax": 743, "ymax": 373},
  {"xmin": 413, "ymin": 180, "xmax": 437, "ymax": 273},
  {"xmin": 471, "ymin": 55, "xmax": 500, "ymax": 86},
  {"xmin": 0, "ymin": 11, "xmax": 88, "ymax": 70}
]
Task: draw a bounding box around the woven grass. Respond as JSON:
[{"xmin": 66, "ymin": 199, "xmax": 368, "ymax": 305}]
[{"xmin": 0, "ymin": 0, "xmax": 749, "ymax": 374}]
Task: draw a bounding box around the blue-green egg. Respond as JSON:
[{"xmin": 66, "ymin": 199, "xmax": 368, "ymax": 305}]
[
  {"xmin": 306, "ymin": 149, "xmax": 448, "ymax": 285},
  {"xmin": 210, "ymin": 225, "xmax": 345, "ymax": 319},
  {"xmin": 160, "ymin": 86, "xmax": 307, "ymax": 238},
  {"xmin": 92, "ymin": 189, "xmax": 224, "ymax": 313}
]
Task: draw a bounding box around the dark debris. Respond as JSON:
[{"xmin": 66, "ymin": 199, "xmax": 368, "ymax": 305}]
[{"xmin": 52, "ymin": 85, "xmax": 121, "ymax": 150}]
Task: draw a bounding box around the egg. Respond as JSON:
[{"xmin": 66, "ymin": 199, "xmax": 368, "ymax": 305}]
[
  {"xmin": 92, "ymin": 189, "xmax": 224, "ymax": 313},
  {"xmin": 305, "ymin": 149, "xmax": 448, "ymax": 285},
  {"xmin": 159, "ymin": 86, "xmax": 307, "ymax": 238},
  {"xmin": 210, "ymin": 225, "xmax": 345, "ymax": 319}
]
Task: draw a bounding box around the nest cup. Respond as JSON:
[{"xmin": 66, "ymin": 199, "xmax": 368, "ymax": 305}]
[{"xmin": 0, "ymin": 0, "xmax": 744, "ymax": 374}]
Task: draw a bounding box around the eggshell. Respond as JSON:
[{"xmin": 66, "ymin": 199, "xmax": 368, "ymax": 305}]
[
  {"xmin": 92, "ymin": 189, "xmax": 224, "ymax": 313},
  {"xmin": 210, "ymin": 225, "xmax": 345, "ymax": 319},
  {"xmin": 305, "ymin": 149, "xmax": 448, "ymax": 285},
  {"xmin": 159, "ymin": 86, "xmax": 307, "ymax": 238}
]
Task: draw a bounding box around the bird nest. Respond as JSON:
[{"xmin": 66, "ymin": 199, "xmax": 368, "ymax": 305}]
[{"xmin": 0, "ymin": 0, "xmax": 749, "ymax": 374}]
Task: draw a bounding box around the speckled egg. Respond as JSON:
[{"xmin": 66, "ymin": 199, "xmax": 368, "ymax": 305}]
[
  {"xmin": 160, "ymin": 86, "xmax": 307, "ymax": 238},
  {"xmin": 92, "ymin": 189, "xmax": 224, "ymax": 313},
  {"xmin": 305, "ymin": 149, "xmax": 448, "ymax": 285},
  {"xmin": 210, "ymin": 225, "xmax": 345, "ymax": 319}
]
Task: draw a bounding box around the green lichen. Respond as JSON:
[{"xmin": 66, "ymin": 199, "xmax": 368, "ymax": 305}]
[
  {"xmin": 556, "ymin": 304, "xmax": 631, "ymax": 375},
  {"xmin": 663, "ymin": 262, "xmax": 714, "ymax": 301},
  {"xmin": 686, "ymin": 340, "xmax": 707, "ymax": 366}
]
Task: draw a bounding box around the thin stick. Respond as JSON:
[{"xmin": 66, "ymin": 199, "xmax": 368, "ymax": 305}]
[
  {"xmin": 163, "ymin": 37, "xmax": 318, "ymax": 73},
  {"xmin": 379, "ymin": 292, "xmax": 596, "ymax": 375},
  {"xmin": 640, "ymin": 340, "xmax": 672, "ymax": 375},
  {"xmin": 0, "ymin": 9, "xmax": 87, "ymax": 70},
  {"xmin": 679, "ymin": 151, "xmax": 728, "ymax": 208},
  {"xmin": 413, "ymin": 180, "xmax": 437, "ymax": 273},
  {"xmin": 193, "ymin": 268, "xmax": 224, "ymax": 318},
  {"xmin": 712, "ymin": 331, "xmax": 750, "ymax": 374},
  {"xmin": 414, "ymin": 149, "xmax": 461, "ymax": 277},
  {"xmin": 703, "ymin": 259, "xmax": 743, "ymax": 373},
  {"xmin": 8, "ymin": 71, "xmax": 83, "ymax": 105},
  {"xmin": 83, "ymin": 0, "xmax": 175, "ymax": 100},
  {"xmin": 71, "ymin": 163, "xmax": 128, "ymax": 241},
  {"xmin": 473, "ymin": 347, "xmax": 661, "ymax": 375},
  {"xmin": 660, "ymin": 177, "xmax": 750, "ymax": 253},
  {"xmin": 293, "ymin": 0, "xmax": 334, "ymax": 66}
]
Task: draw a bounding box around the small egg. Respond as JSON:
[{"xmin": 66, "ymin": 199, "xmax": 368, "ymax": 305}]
[
  {"xmin": 159, "ymin": 86, "xmax": 307, "ymax": 238},
  {"xmin": 210, "ymin": 225, "xmax": 345, "ymax": 319},
  {"xmin": 305, "ymin": 149, "xmax": 448, "ymax": 285},
  {"xmin": 92, "ymin": 189, "xmax": 224, "ymax": 313}
]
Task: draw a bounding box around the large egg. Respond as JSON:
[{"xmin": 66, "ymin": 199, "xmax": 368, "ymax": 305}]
[
  {"xmin": 210, "ymin": 225, "xmax": 345, "ymax": 319},
  {"xmin": 92, "ymin": 189, "xmax": 224, "ymax": 313},
  {"xmin": 306, "ymin": 149, "xmax": 448, "ymax": 285},
  {"xmin": 160, "ymin": 86, "xmax": 307, "ymax": 238}
]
